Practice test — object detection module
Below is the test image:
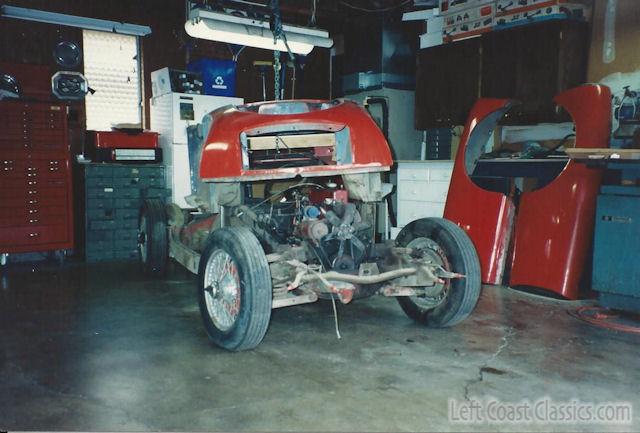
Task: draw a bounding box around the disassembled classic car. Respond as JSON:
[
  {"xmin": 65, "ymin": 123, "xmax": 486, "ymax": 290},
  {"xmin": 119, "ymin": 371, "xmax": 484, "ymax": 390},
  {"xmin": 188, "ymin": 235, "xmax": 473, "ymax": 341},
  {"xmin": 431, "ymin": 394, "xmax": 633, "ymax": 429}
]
[{"xmin": 138, "ymin": 99, "xmax": 481, "ymax": 351}]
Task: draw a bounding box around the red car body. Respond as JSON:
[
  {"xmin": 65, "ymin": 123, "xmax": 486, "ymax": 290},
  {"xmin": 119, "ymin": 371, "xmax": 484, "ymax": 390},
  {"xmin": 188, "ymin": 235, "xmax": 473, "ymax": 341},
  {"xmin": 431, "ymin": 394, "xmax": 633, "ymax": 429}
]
[
  {"xmin": 444, "ymin": 84, "xmax": 611, "ymax": 299},
  {"xmin": 199, "ymin": 99, "xmax": 393, "ymax": 182},
  {"xmin": 509, "ymin": 85, "xmax": 611, "ymax": 299}
]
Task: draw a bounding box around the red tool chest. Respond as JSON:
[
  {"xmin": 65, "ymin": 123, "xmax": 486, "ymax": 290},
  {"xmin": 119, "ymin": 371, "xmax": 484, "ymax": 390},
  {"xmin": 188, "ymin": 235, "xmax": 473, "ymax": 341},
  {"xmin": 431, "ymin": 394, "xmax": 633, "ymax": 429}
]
[
  {"xmin": 91, "ymin": 130, "xmax": 159, "ymax": 149},
  {"xmin": 0, "ymin": 100, "xmax": 74, "ymax": 254}
]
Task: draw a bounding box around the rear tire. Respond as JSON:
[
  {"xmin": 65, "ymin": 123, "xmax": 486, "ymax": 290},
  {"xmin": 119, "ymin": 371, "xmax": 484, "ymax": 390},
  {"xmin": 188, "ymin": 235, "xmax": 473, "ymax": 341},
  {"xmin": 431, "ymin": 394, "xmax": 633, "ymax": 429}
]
[
  {"xmin": 138, "ymin": 199, "xmax": 168, "ymax": 276},
  {"xmin": 198, "ymin": 227, "xmax": 272, "ymax": 351},
  {"xmin": 395, "ymin": 217, "xmax": 481, "ymax": 327}
]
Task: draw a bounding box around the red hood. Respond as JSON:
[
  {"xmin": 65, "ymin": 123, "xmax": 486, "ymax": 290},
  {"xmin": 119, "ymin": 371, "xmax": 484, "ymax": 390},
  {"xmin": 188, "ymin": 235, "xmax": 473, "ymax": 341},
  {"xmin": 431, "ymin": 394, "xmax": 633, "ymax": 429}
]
[{"xmin": 199, "ymin": 99, "xmax": 393, "ymax": 182}]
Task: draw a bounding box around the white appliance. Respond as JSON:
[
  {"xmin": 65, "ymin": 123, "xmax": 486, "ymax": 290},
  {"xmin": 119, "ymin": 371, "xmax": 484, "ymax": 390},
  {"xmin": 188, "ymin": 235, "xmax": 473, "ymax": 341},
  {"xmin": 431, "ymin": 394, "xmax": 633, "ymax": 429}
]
[
  {"xmin": 151, "ymin": 92, "xmax": 243, "ymax": 208},
  {"xmin": 390, "ymin": 160, "xmax": 454, "ymax": 239}
]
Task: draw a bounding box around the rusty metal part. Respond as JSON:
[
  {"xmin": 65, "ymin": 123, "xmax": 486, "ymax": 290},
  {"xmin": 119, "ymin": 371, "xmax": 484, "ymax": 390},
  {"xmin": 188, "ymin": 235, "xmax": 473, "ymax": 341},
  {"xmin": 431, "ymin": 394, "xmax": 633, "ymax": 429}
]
[
  {"xmin": 266, "ymin": 245, "xmax": 307, "ymax": 264},
  {"xmin": 380, "ymin": 286, "xmax": 423, "ymax": 297},
  {"xmin": 233, "ymin": 205, "xmax": 281, "ymax": 250},
  {"xmin": 266, "ymin": 253, "xmax": 282, "ymax": 263},
  {"xmin": 300, "ymin": 280, "xmax": 355, "ymax": 304},
  {"xmin": 176, "ymin": 214, "xmax": 217, "ymax": 253},
  {"xmin": 166, "ymin": 203, "xmax": 185, "ymax": 227},
  {"xmin": 379, "ymin": 283, "xmax": 451, "ymax": 298},
  {"xmin": 169, "ymin": 232, "xmax": 200, "ymax": 275},
  {"xmin": 310, "ymin": 268, "xmax": 416, "ymax": 285},
  {"xmin": 295, "ymin": 219, "xmax": 329, "ymax": 243},
  {"xmin": 280, "ymin": 260, "xmax": 355, "ymax": 304},
  {"xmin": 272, "ymin": 292, "xmax": 319, "ymax": 308}
]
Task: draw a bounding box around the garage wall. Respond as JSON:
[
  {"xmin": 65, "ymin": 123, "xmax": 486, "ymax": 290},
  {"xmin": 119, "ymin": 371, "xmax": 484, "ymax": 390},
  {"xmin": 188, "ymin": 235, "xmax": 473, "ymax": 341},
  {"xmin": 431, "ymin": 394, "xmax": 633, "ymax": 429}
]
[
  {"xmin": 0, "ymin": 0, "xmax": 332, "ymax": 126},
  {"xmin": 587, "ymin": 0, "xmax": 640, "ymax": 82}
]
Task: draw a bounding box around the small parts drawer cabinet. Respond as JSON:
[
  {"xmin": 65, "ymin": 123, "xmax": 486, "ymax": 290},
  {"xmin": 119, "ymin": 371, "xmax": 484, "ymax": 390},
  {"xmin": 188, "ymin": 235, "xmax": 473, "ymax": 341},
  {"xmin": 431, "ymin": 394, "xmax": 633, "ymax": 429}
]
[
  {"xmin": 0, "ymin": 101, "xmax": 74, "ymax": 254},
  {"xmin": 83, "ymin": 163, "xmax": 168, "ymax": 262}
]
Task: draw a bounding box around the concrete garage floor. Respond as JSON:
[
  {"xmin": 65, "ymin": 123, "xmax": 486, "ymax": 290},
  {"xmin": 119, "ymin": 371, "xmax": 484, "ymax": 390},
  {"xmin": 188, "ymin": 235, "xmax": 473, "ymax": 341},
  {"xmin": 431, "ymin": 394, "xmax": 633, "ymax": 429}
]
[{"xmin": 1, "ymin": 260, "xmax": 638, "ymax": 432}]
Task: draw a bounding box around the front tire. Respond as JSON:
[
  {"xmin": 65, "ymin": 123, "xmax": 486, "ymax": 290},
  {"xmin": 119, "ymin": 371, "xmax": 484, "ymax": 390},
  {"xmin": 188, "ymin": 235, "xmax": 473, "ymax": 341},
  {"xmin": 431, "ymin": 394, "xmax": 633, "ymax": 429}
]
[
  {"xmin": 198, "ymin": 227, "xmax": 272, "ymax": 351},
  {"xmin": 395, "ymin": 217, "xmax": 481, "ymax": 327}
]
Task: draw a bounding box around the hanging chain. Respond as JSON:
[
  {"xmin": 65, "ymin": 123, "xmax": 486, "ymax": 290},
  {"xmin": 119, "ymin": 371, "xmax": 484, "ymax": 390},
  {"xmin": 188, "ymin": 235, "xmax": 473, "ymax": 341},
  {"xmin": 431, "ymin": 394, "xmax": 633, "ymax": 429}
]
[
  {"xmin": 269, "ymin": 0, "xmax": 295, "ymax": 101},
  {"xmin": 274, "ymin": 50, "xmax": 281, "ymax": 100}
]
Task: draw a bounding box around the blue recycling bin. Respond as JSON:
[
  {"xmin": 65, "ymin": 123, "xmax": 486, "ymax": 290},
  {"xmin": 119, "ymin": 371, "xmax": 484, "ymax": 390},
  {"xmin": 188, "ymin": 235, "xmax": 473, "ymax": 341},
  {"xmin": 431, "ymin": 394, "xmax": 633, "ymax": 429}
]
[{"xmin": 187, "ymin": 58, "xmax": 237, "ymax": 97}]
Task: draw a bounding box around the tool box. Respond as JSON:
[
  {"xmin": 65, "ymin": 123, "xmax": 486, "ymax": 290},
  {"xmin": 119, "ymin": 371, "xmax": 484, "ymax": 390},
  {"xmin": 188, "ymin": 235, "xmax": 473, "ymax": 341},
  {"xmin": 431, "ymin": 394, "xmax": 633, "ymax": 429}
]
[
  {"xmin": 81, "ymin": 163, "xmax": 169, "ymax": 262},
  {"xmin": 87, "ymin": 130, "xmax": 162, "ymax": 163}
]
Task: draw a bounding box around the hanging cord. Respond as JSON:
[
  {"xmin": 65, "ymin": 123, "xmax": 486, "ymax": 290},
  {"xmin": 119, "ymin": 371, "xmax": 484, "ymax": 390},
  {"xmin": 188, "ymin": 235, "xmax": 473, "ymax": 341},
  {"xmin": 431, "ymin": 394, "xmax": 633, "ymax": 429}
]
[
  {"xmin": 226, "ymin": 43, "xmax": 246, "ymax": 62},
  {"xmin": 330, "ymin": 293, "xmax": 342, "ymax": 340},
  {"xmin": 309, "ymin": 0, "xmax": 317, "ymax": 26}
]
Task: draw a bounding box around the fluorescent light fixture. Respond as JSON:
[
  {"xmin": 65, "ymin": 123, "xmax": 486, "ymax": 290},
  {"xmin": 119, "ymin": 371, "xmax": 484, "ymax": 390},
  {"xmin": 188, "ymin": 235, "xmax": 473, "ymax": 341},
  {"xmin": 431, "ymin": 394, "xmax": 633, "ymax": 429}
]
[
  {"xmin": 185, "ymin": 9, "xmax": 333, "ymax": 55},
  {"xmin": 0, "ymin": 5, "xmax": 151, "ymax": 36}
]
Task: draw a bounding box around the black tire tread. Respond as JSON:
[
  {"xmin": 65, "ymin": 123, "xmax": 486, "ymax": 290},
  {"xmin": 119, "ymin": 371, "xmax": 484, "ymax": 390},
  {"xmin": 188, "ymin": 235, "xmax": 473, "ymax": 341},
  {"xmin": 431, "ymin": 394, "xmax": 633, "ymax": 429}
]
[
  {"xmin": 139, "ymin": 199, "xmax": 168, "ymax": 276},
  {"xmin": 198, "ymin": 227, "xmax": 271, "ymax": 351},
  {"xmin": 396, "ymin": 217, "xmax": 481, "ymax": 327}
]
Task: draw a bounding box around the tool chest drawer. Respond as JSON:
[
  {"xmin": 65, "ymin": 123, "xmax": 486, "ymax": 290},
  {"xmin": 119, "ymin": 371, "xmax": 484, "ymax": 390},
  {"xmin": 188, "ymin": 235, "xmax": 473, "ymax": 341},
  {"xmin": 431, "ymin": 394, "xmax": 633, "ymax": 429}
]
[
  {"xmin": 87, "ymin": 198, "xmax": 114, "ymax": 210},
  {"xmin": 0, "ymin": 101, "xmax": 73, "ymax": 254},
  {"xmin": 0, "ymin": 213, "xmax": 68, "ymax": 228},
  {"xmin": 112, "ymin": 198, "xmax": 140, "ymax": 209},
  {"xmin": 0, "ymin": 205, "xmax": 67, "ymax": 219},
  {"xmin": 85, "ymin": 164, "xmax": 114, "ymax": 177},
  {"xmin": 0, "ymin": 224, "xmax": 68, "ymax": 247},
  {"xmin": 0, "ymin": 195, "xmax": 64, "ymax": 208},
  {"xmin": 113, "ymin": 175, "xmax": 164, "ymax": 188},
  {"xmin": 113, "ymin": 165, "xmax": 163, "ymax": 178},
  {"xmin": 0, "ymin": 186, "xmax": 67, "ymax": 202},
  {"xmin": 87, "ymin": 187, "xmax": 115, "ymax": 199},
  {"xmin": 86, "ymin": 176, "xmax": 115, "ymax": 188},
  {"xmin": 82, "ymin": 162, "xmax": 168, "ymax": 262},
  {"xmin": 3, "ymin": 177, "xmax": 67, "ymax": 189}
]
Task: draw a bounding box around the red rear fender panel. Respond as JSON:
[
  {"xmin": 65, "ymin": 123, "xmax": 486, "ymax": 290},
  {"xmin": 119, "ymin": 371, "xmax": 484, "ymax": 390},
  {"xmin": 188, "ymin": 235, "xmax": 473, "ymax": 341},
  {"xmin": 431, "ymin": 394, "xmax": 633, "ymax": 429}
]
[
  {"xmin": 444, "ymin": 98, "xmax": 516, "ymax": 285},
  {"xmin": 199, "ymin": 100, "xmax": 393, "ymax": 181},
  {"xmin": 509, "ymin": 85, "xmax": 611, "ymax": 299}
]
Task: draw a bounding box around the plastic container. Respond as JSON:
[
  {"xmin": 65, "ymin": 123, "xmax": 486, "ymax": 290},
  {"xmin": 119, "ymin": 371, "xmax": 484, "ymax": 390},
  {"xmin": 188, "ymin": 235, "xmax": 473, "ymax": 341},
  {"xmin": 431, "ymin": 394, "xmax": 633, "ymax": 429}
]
[{"xmin": 187, "ymin": 58, "xmax": 237, "ymax": 97}]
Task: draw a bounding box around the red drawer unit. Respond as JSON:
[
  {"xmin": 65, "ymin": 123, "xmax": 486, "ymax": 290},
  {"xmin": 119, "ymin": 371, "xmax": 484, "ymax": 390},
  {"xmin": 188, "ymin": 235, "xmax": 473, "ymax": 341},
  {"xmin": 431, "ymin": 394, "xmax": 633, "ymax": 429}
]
[
  {"xmin": 87, "ymin": 130, "xmax": 161, "ymax": 163},
  {"xmin": 91, "ymin": 130, "xmax": 159, "ymax": 149},
  {"xmin": 0, "ymin": 101, "xmax": 74, "ymax": 254}
]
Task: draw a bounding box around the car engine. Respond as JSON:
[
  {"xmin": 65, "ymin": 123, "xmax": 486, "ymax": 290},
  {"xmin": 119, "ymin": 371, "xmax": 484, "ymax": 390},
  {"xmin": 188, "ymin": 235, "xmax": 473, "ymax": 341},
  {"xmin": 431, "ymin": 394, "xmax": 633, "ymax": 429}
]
[{"xmin": 232, "ymin": 181, "xmax": 374, "ymax": 275}]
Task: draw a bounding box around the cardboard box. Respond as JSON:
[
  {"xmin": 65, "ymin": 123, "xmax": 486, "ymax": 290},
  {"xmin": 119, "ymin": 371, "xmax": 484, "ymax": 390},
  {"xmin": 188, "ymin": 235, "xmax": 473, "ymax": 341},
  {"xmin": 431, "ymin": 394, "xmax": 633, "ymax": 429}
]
[
  {"xmin": 443, "ymin": 2, "xmax": 495, "ymax": 27},
  {"xmin": 496, "ymin": 0, "xmax": 590, "ymax": 16},
  {"xmin": 494, "ymin": 3, "xmax": 591, "ymax": 29},
  {"xmin": 444, "ymin": 16, "xmax": 494, "ymax": 41},
  {"xmin": 440, "ymin": 0, "xmax": 494, "ymax": 15}
]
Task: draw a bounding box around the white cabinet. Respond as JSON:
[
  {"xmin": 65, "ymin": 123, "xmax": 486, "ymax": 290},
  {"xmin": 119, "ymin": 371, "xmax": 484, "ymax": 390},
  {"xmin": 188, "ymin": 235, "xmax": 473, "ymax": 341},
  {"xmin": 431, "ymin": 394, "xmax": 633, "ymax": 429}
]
[
  {"xmin": 391, "ymin": 160, "xmax": 454, "ymax": 239},
  {"xmin": 151, "ymin": 93, "xmax": 243, "ymax": 208}
]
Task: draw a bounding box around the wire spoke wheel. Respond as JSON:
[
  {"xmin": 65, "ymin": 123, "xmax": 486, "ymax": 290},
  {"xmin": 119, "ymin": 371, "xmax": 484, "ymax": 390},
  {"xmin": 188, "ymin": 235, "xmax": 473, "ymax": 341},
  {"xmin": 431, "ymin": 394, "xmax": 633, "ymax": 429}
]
[
  {"xmin": 204, "ymin": 250, "xmax": 242, "ymax": 332},
  {"xmin": 197, "ymin": 227, "xmax": 272, "ymax": 351}
]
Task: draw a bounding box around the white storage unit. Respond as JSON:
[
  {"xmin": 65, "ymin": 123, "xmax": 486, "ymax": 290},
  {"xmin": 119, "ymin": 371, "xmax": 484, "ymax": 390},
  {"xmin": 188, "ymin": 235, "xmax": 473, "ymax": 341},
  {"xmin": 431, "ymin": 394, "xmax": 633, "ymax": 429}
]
[
  {"xmin": 390, "ymin": 160, "xmax": 454, "ymax": 239},
  {"xmin": 151, "ymin": 93, "xmax": 243, "ymax": 208}
]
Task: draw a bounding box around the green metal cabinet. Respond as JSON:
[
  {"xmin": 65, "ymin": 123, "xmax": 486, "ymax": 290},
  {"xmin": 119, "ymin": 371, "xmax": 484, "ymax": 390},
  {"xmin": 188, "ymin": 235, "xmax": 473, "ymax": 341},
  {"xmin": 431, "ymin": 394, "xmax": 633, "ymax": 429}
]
[{"xmin": 83, "ymin": 163, "xmax": 169, "ymax": 262}]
